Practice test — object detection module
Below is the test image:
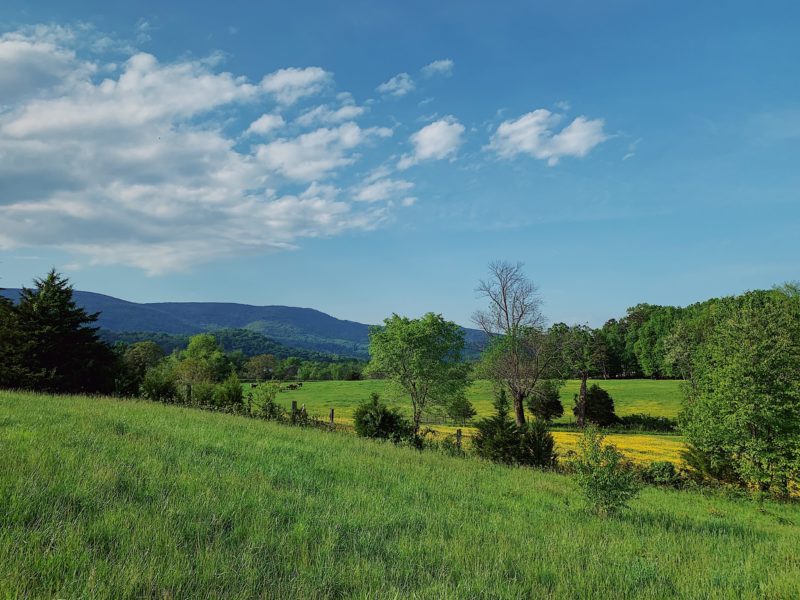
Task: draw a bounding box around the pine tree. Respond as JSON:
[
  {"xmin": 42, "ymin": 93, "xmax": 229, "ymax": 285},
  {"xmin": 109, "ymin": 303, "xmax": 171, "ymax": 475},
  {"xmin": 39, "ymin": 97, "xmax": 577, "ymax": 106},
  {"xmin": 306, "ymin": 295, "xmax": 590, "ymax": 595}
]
[
  {"xmin": 14, "ymin": 270, "xmax": 115, "ymax": 393},
  {"xmin": 473, "ymin": 390, "xmax": 525, "ymax": 464}
]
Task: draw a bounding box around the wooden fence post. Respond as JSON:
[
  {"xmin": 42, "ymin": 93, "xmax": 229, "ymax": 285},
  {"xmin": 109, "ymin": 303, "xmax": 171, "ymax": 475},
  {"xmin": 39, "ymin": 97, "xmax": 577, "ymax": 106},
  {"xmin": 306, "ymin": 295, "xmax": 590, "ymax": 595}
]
[
  {"xmin": 456, "ymin": 428, "xmax": 462, "ymax": 449},
  {"xmin": 291, "ymin": 400, "xmax": 297, "ymax": 417},
  {"xmin": 329, "ymin": 408, "xmax": 335, "ymax": 426}
]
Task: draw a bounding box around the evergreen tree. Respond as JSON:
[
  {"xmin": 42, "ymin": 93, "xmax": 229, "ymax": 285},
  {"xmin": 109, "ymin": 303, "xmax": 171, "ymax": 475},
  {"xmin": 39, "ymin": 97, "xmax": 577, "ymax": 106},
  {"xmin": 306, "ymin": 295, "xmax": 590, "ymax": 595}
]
[
  {"xmin": 473, "ymin": 390, "xmax": 521, "ymax": 464},
  {"xmin": 0, "ymin": 291, "xmax": 24, "ymax": 388},
  {"xmin": 574, "ymin": 384, "xmax": 618, "ymax": 427},
  {"xmin": 13, "ymin": 270, "xmax": 116, "ymax": 393}
]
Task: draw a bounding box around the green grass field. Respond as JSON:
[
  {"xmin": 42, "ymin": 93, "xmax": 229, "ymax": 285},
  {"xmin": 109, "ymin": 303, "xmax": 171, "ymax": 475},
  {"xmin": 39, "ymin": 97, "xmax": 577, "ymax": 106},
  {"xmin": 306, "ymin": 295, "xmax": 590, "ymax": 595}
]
[
  {"xmin": 2, "ymin": 390, "xmax": 799, "ymax": 598},
  {"xmin": 258, "ymin": 379, "xmax": 687, "ymax": 463},
  {"xmin": 267, "ymin": 378, "xmax": 684, "ymax": 423}
]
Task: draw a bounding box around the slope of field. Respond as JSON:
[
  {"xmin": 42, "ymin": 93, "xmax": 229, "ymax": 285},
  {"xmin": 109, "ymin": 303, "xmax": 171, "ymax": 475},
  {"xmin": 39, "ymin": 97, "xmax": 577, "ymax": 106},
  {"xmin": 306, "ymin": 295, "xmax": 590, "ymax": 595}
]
[{"xmin": 2, "ymin": 391, "xmax": 798, "ymax": 598}]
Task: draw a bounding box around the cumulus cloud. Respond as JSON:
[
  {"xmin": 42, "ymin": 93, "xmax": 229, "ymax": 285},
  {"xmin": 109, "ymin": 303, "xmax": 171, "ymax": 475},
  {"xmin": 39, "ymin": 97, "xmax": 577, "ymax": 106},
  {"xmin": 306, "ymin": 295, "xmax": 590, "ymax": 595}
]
[
  {"xmin": 246, "ymin": 113, "xmax": 285, "ymax": 136},
  {"xmin": 421, "ymin": 59, "xmax": 454, "ymax": 78},
  {"xmin": 255, "ymin": 123, "xmax": 392, "ymax": 181},
  {"xmin": 376, "ymin": 72, "xmax": 415, "ymax": 97},
  {"xmin": 398, "ymin": 116, "xmax": 465, "ymax": 169},
  {"xmin": 261, "ymin": 66, "xmax": 332, "ymax": 105},
  {"xmin": 0, "ymin": 27, "xmax": 395, "ymax": 274},
  {"xmin": 488, "ymin": 109, "xmax": 607, "ymax": 165}
]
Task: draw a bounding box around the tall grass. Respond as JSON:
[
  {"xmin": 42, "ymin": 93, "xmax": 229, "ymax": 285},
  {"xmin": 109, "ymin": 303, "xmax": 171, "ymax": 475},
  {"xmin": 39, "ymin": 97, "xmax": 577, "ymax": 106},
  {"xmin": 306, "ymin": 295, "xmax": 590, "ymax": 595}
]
[{"xmin": 1, "ymin": 390, "xmax": 798, "ymax": 598}]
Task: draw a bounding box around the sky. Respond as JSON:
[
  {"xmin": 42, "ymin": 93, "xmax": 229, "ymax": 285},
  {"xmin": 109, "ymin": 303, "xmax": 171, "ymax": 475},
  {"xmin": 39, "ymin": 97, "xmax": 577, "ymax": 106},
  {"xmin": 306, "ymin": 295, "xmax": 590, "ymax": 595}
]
[{"xmin": 1, "ymin": 0, "xmax": 798, "ymax": 327}]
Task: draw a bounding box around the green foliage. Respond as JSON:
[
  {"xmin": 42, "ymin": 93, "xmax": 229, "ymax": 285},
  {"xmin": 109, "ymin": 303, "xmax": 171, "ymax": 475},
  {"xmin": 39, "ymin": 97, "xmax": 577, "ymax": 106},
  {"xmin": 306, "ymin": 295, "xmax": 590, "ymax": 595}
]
[
  {"xmin": 572, "ymin": 427, "xmax": 641, "ymax": 515},
  {"xmin": 213, "ymin": 373, "xmax": 244, "ymax": 408},
  {"xmin": 115, "ymin": 341, "xmax": 164, "ymax": 396},
  {"xmin": 366, "ymin": 313, "xmax": 471, "ymax": 434},
  {"xmin": 352, "ymin": 392, "xmax": 413, "ymax": 442},
  {"xmin": 680, "ymin": 289, "xmax": 800, "ymax": 496},
  {"xmin": 190, "ymin": 381, "xmax": 216, "ymax": 406},
  {"xmin": 574, "ymin": 384, "xmax": 618, "ymax": 427},
  {"xmin": 252, "ymin": 381, "xmax": 285, "ymax": 420},
  {"xmin": 6, "ymin": 270, "xmax": 116, "ymax": 393},
  {"xmin": 527, "ymin": 379, "xmax": 564, "ymax": 421},
  {"xmin": 473, "ymin": 390, "xmax": 556, "ymax": 468},
  {"xmin": 618, "ymin": 413, "xmax": 677, "ymax": 432},
  {"xmin": 640, "ymin": 461, "xmax": 681, "ymax": 487},
  {"xmin": 140, "ymin": 364, "xmax": 178, "ymax": 403},
  {"xmin": 445, "ymin": 395, "xmax": 477, "ymax": 425}
]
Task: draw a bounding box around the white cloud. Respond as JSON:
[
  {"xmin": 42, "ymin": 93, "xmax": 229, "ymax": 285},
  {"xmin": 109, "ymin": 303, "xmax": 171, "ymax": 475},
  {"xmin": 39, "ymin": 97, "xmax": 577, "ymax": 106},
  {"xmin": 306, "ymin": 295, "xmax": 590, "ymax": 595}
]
[
  {"xmin": 487, "ymin": 109, "xmax": 607, "ymax": 165},
  {"xmin": 0, "ymin": 26, "xmax": 396, "ymax": 274},
  {"xmin": 353, "ymin": 177, "xmax": 413, "ymax": 202},
  {"xmin": 295, "ymin": 103, "xmax": 366, "ymax": 127},
  {"xmin": 398, "ymin": 116, "xmax": 465, "ymax": 169},
  {"xmin": 376, "ymin": 72, "xmax": 415, "ymax": 97},
  {"xmin": 255, "ymin": 122, "xmax": 392, "ymax": 181},
  {"xmin": 421, "ymin": 59, "xmax": 453, "ymax": 78},
  {"xmin": 261, "ymin": 66, "xmax": 331, "ymax": 105},
  {"xmin": 246, "ymin": 113, "xmax": 285, "ymax": 136}
]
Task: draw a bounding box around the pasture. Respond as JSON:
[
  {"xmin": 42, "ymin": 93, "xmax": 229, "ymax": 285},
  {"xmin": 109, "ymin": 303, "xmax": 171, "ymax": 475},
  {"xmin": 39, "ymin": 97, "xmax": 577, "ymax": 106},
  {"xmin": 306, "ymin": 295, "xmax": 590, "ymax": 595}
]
[
  {"xmin": 255, "ymin": 379, "xmax": 686, "ymax": 463},
  {"xmin": 1, "ymin": 390, "xmax": 799, "ymax": 598}
]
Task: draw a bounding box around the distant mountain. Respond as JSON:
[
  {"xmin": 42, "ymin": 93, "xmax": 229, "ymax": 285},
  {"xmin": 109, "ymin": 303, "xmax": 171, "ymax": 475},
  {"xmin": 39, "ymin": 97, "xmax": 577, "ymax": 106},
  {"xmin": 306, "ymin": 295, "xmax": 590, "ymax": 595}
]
[{"xmin": 0, "ymin": 289, "xmax": 486, "ymax": 359}]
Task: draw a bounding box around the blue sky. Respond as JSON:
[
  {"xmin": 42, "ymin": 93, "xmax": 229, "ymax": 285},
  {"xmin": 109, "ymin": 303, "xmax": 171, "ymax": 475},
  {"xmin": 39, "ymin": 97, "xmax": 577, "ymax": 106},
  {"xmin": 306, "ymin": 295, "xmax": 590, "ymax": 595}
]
[{"xmin": 1, "ymin": 1, "xmax": 798, "ymax": 326}]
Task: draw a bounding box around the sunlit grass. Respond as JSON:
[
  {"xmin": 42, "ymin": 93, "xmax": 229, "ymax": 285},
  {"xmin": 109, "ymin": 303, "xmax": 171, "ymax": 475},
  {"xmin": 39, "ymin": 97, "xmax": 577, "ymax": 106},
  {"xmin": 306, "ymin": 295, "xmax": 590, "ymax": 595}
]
[
  {"xmin": 253, "ymin": 379, "xmax": 686, "ymax": 463},
  {"xmin": 1, "ymin": 390, "xmax": 799, "ymax": 598}
]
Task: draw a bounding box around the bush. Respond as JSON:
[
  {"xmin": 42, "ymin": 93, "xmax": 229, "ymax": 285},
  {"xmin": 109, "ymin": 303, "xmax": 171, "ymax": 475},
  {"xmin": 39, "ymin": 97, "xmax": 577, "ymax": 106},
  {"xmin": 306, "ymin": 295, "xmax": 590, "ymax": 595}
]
[
  {"xmin": 574, "ymin": 384, "xmax": 618, "ymax": 427},
  {"xmin": 353, "ymin": 393, "xmax": 413, "ymax": 442},
  {"xmin": 640, "ymin": 461, "xmax": 681, "ymax": 486},
  {"xmin": 619, "ymin": 413, "xmax": 677, "ymax": 432},
  {"xmin": 190, "ymin": 382, "xmax": 216, "ymax": 406},
  {"xmin": 572, "ymin": 427, "xmax": 641, "ymax": 515},
  {"xmin": 252, "ymin": 382, "xmax": 285, "ymax": 420},
  {"xmin": 519, "ymin": 419, "xmax": 557, "ymax": 468},
  {"xmin": 527, "ymin": 379, "xmax": 564, "ymax": 422},
  {"xmin": 214, "ymin": 373, "xmax": 243, "ymax": 407},
  {"xmin": 140, "ymin": 365, "xmax": 178, "ymax": 403},
  {"xmin": 446, "ymin": 395, "xmax": 477, "ymax": 425},
  {"xmin": 473, "ymin": 390, "xmax": 557, "ymax": 468}
]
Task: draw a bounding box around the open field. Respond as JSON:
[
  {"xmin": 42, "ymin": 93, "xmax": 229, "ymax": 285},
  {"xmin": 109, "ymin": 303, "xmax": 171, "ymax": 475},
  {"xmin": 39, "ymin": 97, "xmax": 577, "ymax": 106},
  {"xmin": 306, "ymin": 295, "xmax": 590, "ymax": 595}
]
[
  {"xmin": 267, "ymin": 378, "xmax": 685, "ymax": 422},
  {"xmin": 256, "ymin": 379, "xmax": 686, "ymax": 463},
  {"xmin": 1, "ymin": 390, "xmax": 799, "ymax": 598}
]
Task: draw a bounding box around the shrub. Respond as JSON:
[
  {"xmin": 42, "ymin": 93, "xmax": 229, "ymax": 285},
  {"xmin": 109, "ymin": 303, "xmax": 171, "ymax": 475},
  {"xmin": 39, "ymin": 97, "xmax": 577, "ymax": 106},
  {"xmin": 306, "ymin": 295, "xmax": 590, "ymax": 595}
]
[
  {"xmin": 640, "ymin": 461, "xmax": 681, "ymax": 486},
  {"xmin": 446, "ymin": 395, "xmax": 477, "ymax": 425},
  {"xmin": 572, "ymin": 427, "xmax": 641, "ymax": 515},
  {"xmin": 252, "ymin": 382, "xmax": 285, "ymax": 420},
  {"xmin": 353, "ymin": 393, "xmax": 413, "ymax": 442},
  {"xmin": 574, "ymin": 384, "xmax": 618, "ymax": 427},
  {"xmin": 140, "ymin": 365, "xmax": 178, "ymax": 403},
  {"xmin": 619, "ymin": 413, "xmax": 677, "ymax": 432},
  {"xmin": 190, "ymin": 382, "xmax": 216, "ymax": 406},
  {"xmin": 527, "ymin": 379, "xmax": 564, "ymax": 422},
  {"xmin": 213, "ymin": 373, "xmax": 243, "ymax": 407},
  {"xmin": 519, "ymin": 419, "xmax": 557, "ymax": 468},
  {"xmin": 474, "ymin": 390, "xmax": 557, "ymax": 468}
]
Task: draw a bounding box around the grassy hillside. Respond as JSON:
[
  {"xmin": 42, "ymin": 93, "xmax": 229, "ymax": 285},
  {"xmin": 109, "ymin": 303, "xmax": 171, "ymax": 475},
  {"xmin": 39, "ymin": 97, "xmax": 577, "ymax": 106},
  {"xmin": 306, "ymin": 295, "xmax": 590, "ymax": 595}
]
[{"xmin": 2, "ymin": 391, "xmax": 799, "ymax": 598}]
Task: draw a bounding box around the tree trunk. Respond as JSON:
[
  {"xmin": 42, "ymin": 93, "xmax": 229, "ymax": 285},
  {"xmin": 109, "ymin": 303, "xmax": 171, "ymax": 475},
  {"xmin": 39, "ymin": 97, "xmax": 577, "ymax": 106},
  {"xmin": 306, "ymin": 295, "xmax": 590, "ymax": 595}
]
[
  {"xmin": 576, "ymin": 374, "xmax": 588, "ymax": 427},
  {"xmin": 512, "ymin": 391, "xmax": 526, "ymax": 427}
]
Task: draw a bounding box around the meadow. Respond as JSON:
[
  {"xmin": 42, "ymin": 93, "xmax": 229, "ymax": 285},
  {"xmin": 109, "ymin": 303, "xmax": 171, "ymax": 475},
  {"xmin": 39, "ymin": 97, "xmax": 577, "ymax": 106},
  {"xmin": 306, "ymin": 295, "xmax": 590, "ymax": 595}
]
[
  {"xmin": 1, "ymin": 390, "xmax": 799, "ymax": 599},
  {"xmin": 259, "ymin": 379, "xmax": 686, "ymax": 463}
]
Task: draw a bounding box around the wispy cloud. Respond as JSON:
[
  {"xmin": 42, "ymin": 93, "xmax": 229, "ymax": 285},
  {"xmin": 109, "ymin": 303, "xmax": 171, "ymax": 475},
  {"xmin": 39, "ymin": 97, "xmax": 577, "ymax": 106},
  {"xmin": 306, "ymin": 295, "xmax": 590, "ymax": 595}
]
[
  {"xmin": 376, "ymin": 72, "xmax": 415, "ymax": 97},
  {"xmin": 421, "ymin": 58, "xmax": 454, "ymax": 78}
]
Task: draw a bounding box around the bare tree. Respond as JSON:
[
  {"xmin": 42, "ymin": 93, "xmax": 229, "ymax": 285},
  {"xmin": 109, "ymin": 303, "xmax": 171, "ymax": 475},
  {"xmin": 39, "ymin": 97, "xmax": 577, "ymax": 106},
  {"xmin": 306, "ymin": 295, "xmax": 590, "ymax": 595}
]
[{"xmin": 473, "ymin": 261, "xmax": 557, "ymax": 426}]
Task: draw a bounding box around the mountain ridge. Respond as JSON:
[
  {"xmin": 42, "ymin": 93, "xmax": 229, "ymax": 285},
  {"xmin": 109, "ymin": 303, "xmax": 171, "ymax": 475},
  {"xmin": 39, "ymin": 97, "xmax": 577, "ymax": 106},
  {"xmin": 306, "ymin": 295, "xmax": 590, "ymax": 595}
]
[{"xmin": 0, "ymin": 289, "xmax": 485, "ymax": 359}]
